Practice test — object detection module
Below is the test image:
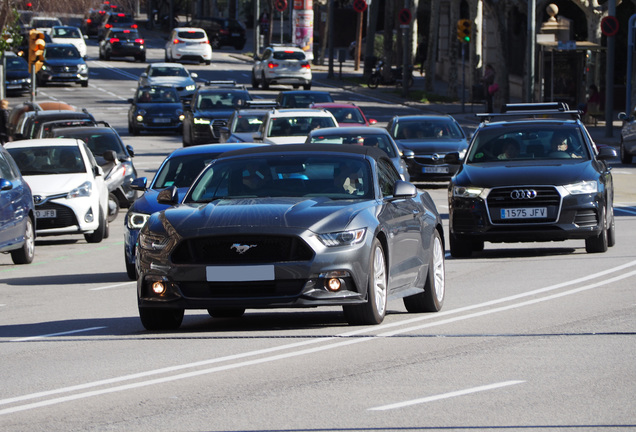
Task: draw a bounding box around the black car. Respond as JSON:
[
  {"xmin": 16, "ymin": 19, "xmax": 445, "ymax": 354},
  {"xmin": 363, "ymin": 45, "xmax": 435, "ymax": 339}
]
[
  {"xmin": 182, "ymin": 81, "xmax": 252, "ymax": 146},
  {"xmin": 386, "ymin": 114, "xmax": 468, "ymax": 181},
  {"xmin": 136, "ymin": 144, "xmax": 445, "ymax": 330},
  {"xmin": 51, "ymin": 124, "xmax": 138, "ymax": 210},
  {"xmin": 83, "ymin": 8, "xmax": 108, "ymax": 37},
  {"xmin": 127, "ymin": 86, "xmax": 184, "ymax": 135},
  {"xmin": 36, "ymin": 43, "xmax": 89, "ymax": 88},
  {"xmin": 98, "ymin": 12, "xmax": 137, "ymax": 40},
  {"xmin": 447, "ymin": 103, "xmax": 617, "ymax": 257},
  {"xmin": 187, "ymin": 16, "xmax": 247, "ymax": 50},
  {"xmin": 276, "ymin": 90, "xmax": 334, "ymax": 108},
  {"xmin": 4, "ymin": 53, "xmax": 31, "ymax": 95},
  {"xmin": 99, "ymin": 28, "xmax": 146, "ymax": 62}
]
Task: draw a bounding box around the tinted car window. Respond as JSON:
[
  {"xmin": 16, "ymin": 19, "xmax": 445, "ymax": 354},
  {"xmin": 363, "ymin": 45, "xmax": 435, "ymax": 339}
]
[
  {"xmin": 273, "ymin": 51, "xmax": 306, "ymax": 60},
  {"xmin": 395, "ymin": 119, "xmax": 464, "ymax": 139},
  {"xmin": 45, "ymin": 45, "xmax": 81, "ymax": 59},
  {"xmin": 6, "ymin": 56, "xmax": 27, "ymax": 70},
  {"xmin": 177, "ymin": 30, "xmax": 206, "ymax": 39}
]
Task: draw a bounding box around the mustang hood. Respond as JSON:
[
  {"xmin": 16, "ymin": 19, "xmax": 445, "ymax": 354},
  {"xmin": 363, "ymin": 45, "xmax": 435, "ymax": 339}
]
[
  {"xmin": 458, "ymin": 160, "xmax": 598, "ymax": 187},
  {"xmin": 160, "ymin": 197, "xmax": 369, "ymax": 236}
]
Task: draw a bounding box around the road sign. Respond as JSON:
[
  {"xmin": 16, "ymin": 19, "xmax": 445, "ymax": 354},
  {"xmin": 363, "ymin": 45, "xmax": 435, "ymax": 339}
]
[
  {"xmin": 275, "ymin": 0, "xmax": 288, "ymax": 12},
  {"xmin": 601, "ymin": 16, "xmax": 619, "ymax": 37},
  {"xmin": 398, "ymin": 8, "xmax": 412, "ymax": 26},
  {"xmin": 353, "ymin": 0, "xmax": 367, "ymax": 13}
]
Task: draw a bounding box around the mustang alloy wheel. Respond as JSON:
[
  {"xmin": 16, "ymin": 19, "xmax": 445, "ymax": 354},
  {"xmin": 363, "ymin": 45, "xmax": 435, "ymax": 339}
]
[{"xmin": 343, "ymin": 238, "xmax": 387, "ymax": 325}]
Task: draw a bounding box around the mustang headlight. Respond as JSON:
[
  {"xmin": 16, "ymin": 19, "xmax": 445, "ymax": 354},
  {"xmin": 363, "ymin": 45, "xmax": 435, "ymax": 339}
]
[
  {"xmin": 563, "ymin": 180, "xmax": 598, "ymax": 195},
  {"xmin": 67, "ymin": 181, "xmax": 92, "ymax": 199},
  {"xmin": 139, "ymin": 231, "xmax": 169, "ymax": 251},
  {"xmin": 194, "ymin": 117, "xmax": 211, "ymax": 125},
  {"xmin": 185, "ymin": 84, "xmax": 196, "ymax": 91},
  {"xmin": 317, "ymin": 228, "xmax": 366, "ymax": 247},
  {"xmin": 453, "ymin": 186, "xmax": 486, "ymax": 199},
  {"xmin": 127, "ymin": 211, "xmax": 150, "ymax": 229}
]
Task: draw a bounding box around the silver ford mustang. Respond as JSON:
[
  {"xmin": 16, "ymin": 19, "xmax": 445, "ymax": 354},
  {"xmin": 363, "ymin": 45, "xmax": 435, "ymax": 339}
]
[{"xmin": 136, "ymin": 144, "xmax": 446, "ymax": 330}]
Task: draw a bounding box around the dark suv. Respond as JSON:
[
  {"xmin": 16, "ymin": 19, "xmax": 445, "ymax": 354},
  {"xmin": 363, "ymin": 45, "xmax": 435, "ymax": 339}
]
[
  {"xmin": 187, "ymin": 17, "xmax": 246, "ymax": 50},
  {"xmin": 447, "ymin": 103, "xmax": 617, "ymax": 257},
  {"xmin": 182, "ymin": 81, "xmax": 252, "ymax": 146}
]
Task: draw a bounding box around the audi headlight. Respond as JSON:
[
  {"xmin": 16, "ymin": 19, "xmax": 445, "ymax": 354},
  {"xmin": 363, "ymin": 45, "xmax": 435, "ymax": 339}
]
[
  {"xmin": 138, "ymin": 231, "xmax": 169, "ymax": 251},
  {"xmin": 67, "ymin": 181, "xmax": 92, "ymax": 199},
  {"xmin": 127, "ymin": 211, "xmax": 150, "ymax": 229},
  {"xmin": 185, "ymin": 84, "xmax": 195, "ymax": 91},
  {"xmin": 563, "ymin": 180, "xmax": 598, "ymax": 195},
  {"xmin": 317, "ymin": 228, "xmax": 366, "ymax": 247},
  {"xmin": 453, "ymin": 185, "xmax": 486, "ymax": 199},
  {"xmin": 194, "ymin": 117, "xmax": 211, "ymax": 125}
]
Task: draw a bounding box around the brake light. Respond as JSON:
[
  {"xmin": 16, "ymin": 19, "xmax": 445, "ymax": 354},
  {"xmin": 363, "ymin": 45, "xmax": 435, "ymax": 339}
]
[
  {"xmin": 301, "ymin": 63, "xmax": 311, "ymax": 69},
  {"xmin": 173, "ymin": 39, "xmax": 182, "ymax": 44},
  {"xmin": 131, "ymin": 24, "xmax": 138, "ymax": 29},
  {"xmin": 201, "ymin": 40, "xmax": 209, "ymax": 44},
  {"xmin": 105, "ymin": 24, "xmax": 112, "ymax": 28},
  {"xmin": 86, "ymin": 19, "xmax": 92, "ymax": 24},
  {"xmin": 109, "ymin": 38, "xmax": 120, "ymax": 43},
  {"xmin": 135, "ymin": 39, "xmax": 144, "ymax": 44},
  {"xmin": 123, "ymin": 30, "xmax": 131, "ymax": 33},
  {"xmin": 268, "ymin": 62, "xmax": 279, "ymax": 68},
  {"xmin": 284, "ymin": 50, "xmax": 294, "ymax": 53},
  {"xmin": 117, "ymin": 13, "xmax": 125, "ymax": 16}
]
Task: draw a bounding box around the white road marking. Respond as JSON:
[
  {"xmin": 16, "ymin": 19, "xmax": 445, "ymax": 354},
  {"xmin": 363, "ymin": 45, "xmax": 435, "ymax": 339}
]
[
  {"xmin": 1, "ymin": 260, "xmax": 635, "ymax": 415},
  {"xmin": 10, "ymin": 327, "xmax": 107, "ymax": 343},
  {"xmin": 89, "ymin": 282, "xmax": 136, "ymax": 291},
  {"xmin": 368, "ymin": 380, "xmax": 525, "ymax": 411}
]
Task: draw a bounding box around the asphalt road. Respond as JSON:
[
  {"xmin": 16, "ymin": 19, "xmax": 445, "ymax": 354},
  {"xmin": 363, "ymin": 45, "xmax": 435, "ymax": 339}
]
[{"xmin": 1, "ymin": 36, "xmax": 636, "ymax": 431}]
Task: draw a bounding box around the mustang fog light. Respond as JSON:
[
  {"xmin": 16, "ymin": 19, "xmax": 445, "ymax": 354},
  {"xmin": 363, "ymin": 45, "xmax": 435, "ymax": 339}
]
[
  {"xmin": 152, "ymin": 281, "xmax": 166, "ymax": 295},
  {"xmin": 326, "ymin": 278, "xmax": 342, "ymax": 291},
  {"xmin": 84, "ymin": 207, "xmax": 94, "ymax": 223}
]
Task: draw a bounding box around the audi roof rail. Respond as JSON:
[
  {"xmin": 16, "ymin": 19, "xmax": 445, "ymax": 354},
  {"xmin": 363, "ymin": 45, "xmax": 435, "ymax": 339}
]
[{"xmin": 476, "ymin": 102, "xmax": 581, "ymax": 123}]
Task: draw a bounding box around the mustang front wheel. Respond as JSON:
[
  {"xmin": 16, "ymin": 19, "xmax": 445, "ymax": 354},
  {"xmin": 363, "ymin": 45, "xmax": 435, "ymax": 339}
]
[{"xmin": 343, "ymin": 238, "xmax": 387, "ymax": 325}]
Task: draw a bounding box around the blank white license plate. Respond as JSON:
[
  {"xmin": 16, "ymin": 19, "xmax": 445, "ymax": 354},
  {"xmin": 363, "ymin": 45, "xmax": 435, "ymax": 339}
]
[
  {"xmin": 206, "ymin": 265, "xmax": 274, "ymax": 282},
  {"xmin": 501, "ymin": 207, "xmax": 547, "ymax": 219},
  {"xmin": 36, "ymin": 209, "xmax": 56, "ymax": 218},
  {"xmin": 423, "ymin": 166, "xmax": 449, "ymax": 174}
]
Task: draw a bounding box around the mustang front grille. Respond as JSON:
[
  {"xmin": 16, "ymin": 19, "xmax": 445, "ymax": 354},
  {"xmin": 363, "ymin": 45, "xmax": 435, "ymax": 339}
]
[{"xmin": 171, "ymin": 235, "xmax": 315, "ymax": 264}]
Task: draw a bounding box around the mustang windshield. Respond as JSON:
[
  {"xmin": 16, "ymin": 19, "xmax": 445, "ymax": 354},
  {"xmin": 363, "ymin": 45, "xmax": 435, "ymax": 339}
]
[
  {"xmin": 466, "ymin": 125, "xmax": 590, "ymax": 163},
  {"xmin": 187, "ymin": 155, "xmax": 372, "ymax": 202}
]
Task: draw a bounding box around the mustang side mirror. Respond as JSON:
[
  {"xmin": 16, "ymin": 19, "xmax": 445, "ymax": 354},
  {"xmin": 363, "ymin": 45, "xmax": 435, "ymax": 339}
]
[
  {"xmin": 157, "ymin": 186, "xmax": 179, "ymax": 205},
  {"xmin": 392, "ymin": 180, "xmax": 417, "ymax": 199}
]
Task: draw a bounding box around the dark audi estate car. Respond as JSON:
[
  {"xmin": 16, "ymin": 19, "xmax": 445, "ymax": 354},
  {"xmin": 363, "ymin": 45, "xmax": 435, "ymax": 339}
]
[
  {"xmin": 136, "ymin": 145, "xmax": 446, "ymax": 330},
  {"xmin": 448, "ymin": 103, "xmax": 617, "ymax": 257}
]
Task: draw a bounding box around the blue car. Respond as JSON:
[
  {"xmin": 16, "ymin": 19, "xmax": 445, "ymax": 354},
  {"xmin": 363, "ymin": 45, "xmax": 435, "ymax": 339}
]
[
  {"xmin": 0, "ymin": 146, "xmax": 35, "ymax": 264},
  {"xmin": 124, "ymin": 143, "xmax": 266, "ymax": 279}
]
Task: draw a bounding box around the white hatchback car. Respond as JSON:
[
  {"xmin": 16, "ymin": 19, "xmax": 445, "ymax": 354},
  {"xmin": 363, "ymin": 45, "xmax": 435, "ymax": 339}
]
[
  {"xmin": 253, "ymin": 108, "xmax": 337, "ymax": 145},
  {"xmin": 252, "ymin": 45, "xmax": 312, "ymax": 90},
  {"xmin": 5, "ymin": 138, "xmax": 109, "ymax": 243},
  {"xmin": 165, "ymin": 27, "xmax": 212, "ymax": 65},
  {"xmin": 51, "ymin": 26, "xmax": 88, "ymax": 58}
]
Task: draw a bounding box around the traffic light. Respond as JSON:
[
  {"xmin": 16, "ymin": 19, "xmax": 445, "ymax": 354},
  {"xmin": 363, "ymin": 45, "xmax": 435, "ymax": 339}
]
[
  {"xmin": 28, "ymin": 29, "xmax": 46, "ymax": 73},
  {"xmin": 457, "ymin": 19, "xmax": 471, "ymax": 43}
]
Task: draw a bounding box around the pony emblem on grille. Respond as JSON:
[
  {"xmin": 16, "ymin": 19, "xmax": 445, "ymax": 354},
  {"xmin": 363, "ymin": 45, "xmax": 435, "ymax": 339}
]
[{"xmin": 231, "ymin": 243, "xmax": 257, "ymax": 254}]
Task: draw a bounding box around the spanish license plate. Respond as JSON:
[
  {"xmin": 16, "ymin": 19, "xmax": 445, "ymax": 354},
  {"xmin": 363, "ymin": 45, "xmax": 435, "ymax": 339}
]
[
  {"xmin": 59, "ymin": 73, "xmax": 74, "ymax": 78},
  {"xmin": 7, "ymin": 84, "xmax": 21, "ymax": 89},
  {"xmin": 206, "ymin": 265, "xmax": 275, "ymax": 282},
  {"xmin": 153, "ymin": 118, "xmax": 171, "ymax": 123},
  {"xmin": 500, "ymin": 207, "xmax": 547, "ymax": 219},
  {"xmin": 36, "ymin": 209, "xmax": 56, "ymax": 218},
  {"xmin": 423, "ymin": 166, "xmax": 449, "ymax": 174}
]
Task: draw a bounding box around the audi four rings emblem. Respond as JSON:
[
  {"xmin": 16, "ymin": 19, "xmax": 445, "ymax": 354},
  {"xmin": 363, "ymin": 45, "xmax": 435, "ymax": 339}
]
[{"xmin": 510, "ymin": 189, "xmax": 537, "ymax": 199}]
